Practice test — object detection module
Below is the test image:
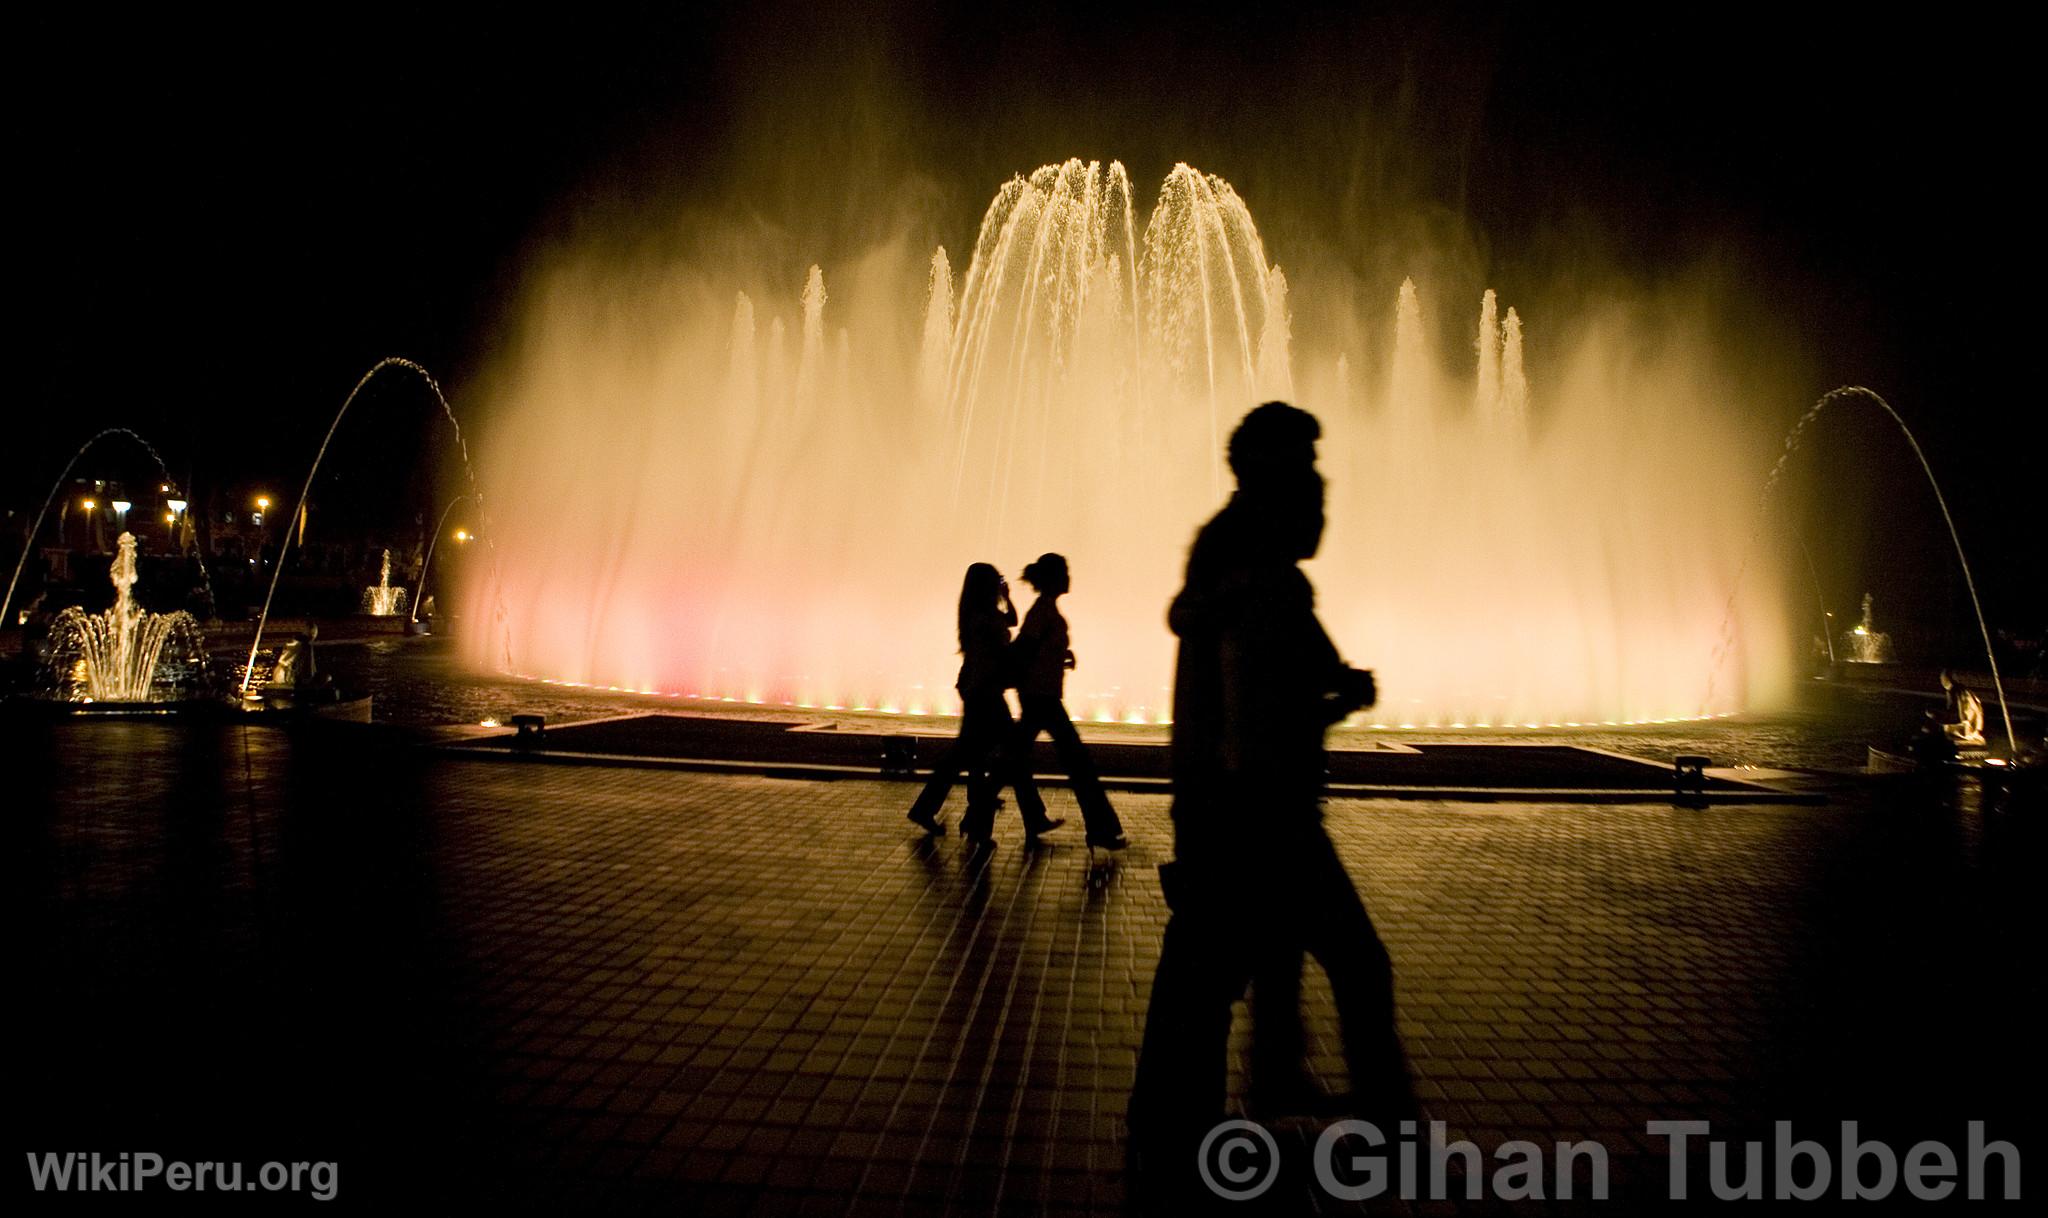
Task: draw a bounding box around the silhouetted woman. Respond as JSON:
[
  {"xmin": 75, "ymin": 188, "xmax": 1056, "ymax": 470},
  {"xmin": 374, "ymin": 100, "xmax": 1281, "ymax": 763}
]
[
  {"xmin": 1011, "ymin": 554, "xmax": 1128, "ymax": 849},
  {"xmin": 906, "ymin": 563, "xmax": 1059, "ymax": 842}
]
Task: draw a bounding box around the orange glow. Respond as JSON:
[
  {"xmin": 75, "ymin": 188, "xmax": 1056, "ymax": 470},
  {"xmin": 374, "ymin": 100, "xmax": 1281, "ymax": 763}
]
[{"xmin": 463, "ymin": 162, "xmax": 1794, "ymax": 724}]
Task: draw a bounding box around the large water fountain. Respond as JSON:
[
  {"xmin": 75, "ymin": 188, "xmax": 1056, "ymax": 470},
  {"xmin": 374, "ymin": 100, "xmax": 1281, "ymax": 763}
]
[
  {"xmin": 466, "ymin": 159, "xmax": 1791, "ymax": 727},
  {"xmin": 45, "ymin": 533, "xmax": 209, "ymax": 703}
]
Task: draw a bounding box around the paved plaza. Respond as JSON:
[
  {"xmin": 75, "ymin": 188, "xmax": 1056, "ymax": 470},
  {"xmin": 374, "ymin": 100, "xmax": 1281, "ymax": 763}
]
[{"xmin": 12, "ymin": 720, "xmax": 2038, "ymax": 1212}]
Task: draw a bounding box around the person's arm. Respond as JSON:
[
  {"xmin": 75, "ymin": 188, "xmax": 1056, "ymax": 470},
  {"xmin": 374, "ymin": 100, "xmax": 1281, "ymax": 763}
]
[{"xmin": 997, "ymin": 579, "xmax": 1017, "ymax": 628}]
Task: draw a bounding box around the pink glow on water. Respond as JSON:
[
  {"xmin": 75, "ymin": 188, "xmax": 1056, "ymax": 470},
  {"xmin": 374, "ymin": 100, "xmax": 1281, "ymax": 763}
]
[{"xmin": 464, "ymin": 161, "xmax": 1791, "ymax": 725}]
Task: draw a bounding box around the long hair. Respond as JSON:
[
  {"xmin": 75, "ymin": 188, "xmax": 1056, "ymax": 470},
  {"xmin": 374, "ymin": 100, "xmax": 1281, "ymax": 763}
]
[{"xmin": 957, "ymin": 562, "xmax": 1003, "ymax": 652}]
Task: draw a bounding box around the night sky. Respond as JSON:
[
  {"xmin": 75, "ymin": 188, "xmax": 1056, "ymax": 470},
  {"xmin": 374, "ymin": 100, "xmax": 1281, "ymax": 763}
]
[{"xmin": 15, "ymin": 2, "xmax": 2041, "ymax": 639}]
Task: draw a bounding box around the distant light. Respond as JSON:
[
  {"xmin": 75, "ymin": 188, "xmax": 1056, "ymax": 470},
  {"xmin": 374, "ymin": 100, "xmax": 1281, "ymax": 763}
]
[
  {"xmin": 480, "ymin": 718, "xmax": 500, "ymax": 728},
  {"xmin": 453, "ymin": 528, "xmax": 471, "ymax": 543},
  {"xmin": 81, "ymin": 499, "xmax": 96, "ymax": 511},
  {"xmin": 110, "ymin": 500, "xmax": 132, "ymax": 515},
  {"xmin": 255, "ymin": 495, "xmax": 271, "ymax": 511},
  {"xmin": 1985, "ymin": 758, "xmax": 2009, "ymax": 767},
  {"xmin": 164, "ymin": 511, "xmax": 176, "ymax": 523},
  {"xmin": 160, "ymin": 483, "xmax": 170, "ymax": 493},
  {"xmin": 166, "ymin": 499, "xmax": 187, "ymax": 514}
]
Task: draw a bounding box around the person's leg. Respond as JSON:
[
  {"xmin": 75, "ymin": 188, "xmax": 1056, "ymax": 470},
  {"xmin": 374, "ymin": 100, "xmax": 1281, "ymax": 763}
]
[
  {"xmin": 1247, "ymin": 943, "xmax": 1315, "ymax": 1110},
  {"xmin": 959, "ymin": 693, "xmax": 1003, "ymax": 820},
  {"xmin": 1131, "ymin": 877, "xmax": 1250, "ymax": 1139},
  {"xmin": 1294, "ymin": 826, "xmax": 1416, "ymax": 1124},
  {"xmin": 907, "ymin": 734, "xmax": 968, "ymax": 831},
  {"xmin": 1003, "ymin": 698, "xmax": 1055, "ymax": 831},
  {"xmin": 1033, "ymin": 696, "xmax": 1124, "ymax": 840},
  {"xmin": 955, "ymin": 695, "xmax": 1006, "ymax": 839},
  {"xmin": 1130, "ymin": 861, "xmax": 1259, "ymax": 1214}
]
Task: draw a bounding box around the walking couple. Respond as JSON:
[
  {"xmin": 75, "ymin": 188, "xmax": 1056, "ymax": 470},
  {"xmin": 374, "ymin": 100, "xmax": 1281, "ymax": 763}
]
[{"xmin": 905, "ymin": 553, "xmax": 1128, "ymax": 851}]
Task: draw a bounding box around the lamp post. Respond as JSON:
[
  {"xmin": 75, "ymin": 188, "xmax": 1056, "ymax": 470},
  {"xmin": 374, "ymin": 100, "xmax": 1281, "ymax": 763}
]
[
  {"xmin": 165, "ymin": 498, "xmax": 188, "ymax": 553},
  {"xmin": 410, "ymin": 493, "xmax": 471, "ymax": 628}
]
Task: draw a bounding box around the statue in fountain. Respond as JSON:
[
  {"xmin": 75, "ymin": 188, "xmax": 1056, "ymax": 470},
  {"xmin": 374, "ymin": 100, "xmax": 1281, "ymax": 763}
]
[
  {"xmin": 359, "ymin": 548, "xmax": 409, "ymax": 616},
  {"xmin": 272, "ymin": 622, "xmax": 319, "ymax": 691},
  {"xmin": 43, "ymin": 533, "xmax": 209, "ymax": 702},
  {"xmin": 1940, "ymin": 672, "xmax": 1988, "ymax": 746}
]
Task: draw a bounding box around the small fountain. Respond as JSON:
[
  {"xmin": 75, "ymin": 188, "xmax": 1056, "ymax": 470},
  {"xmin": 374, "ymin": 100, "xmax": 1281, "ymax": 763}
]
[
  {"xmin": 1839, "ymin": 592, "xmax": 1894, "ymax": 664},
  {"xmin": 240, "ymin": 357, "xmax": 512, "ymax": 696},
  {"xmin": 44, "ymin": 533, "xmax": 209, "ymax": 703},
  {"xmin": 2, "ymin": 426, "xmax": 214, "ymax": 629},
  {"xmin": 359, "ymin": 549, "xmax": 409, "ymax": 616},
  {"xmin": 1705, "ymin": 386, "xmax": 2018, "ymax": 758}
]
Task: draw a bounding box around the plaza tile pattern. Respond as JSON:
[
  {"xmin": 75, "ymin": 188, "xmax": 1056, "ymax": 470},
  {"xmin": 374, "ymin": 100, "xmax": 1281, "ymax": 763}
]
[{"xmin": 13, "ymin": 722, "xmax": 2034, "ymax": 1212}]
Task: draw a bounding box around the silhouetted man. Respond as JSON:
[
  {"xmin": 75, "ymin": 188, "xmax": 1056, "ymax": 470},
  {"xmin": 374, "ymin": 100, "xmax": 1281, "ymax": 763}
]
[{"xmin": 1129, "ymin": 402, "xmax": 1415, "ymax": 1176}]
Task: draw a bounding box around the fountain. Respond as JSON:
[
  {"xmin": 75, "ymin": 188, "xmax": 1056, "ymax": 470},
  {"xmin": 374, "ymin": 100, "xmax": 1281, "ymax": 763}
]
[
  {"xmin": 1704, "ymin": 385, "xmax": 2017, "ymax": 756},
  {"xmin": 2, "ymin": 427, "xmax": 213, "ymax": 630},
  {"xmin": 359, "ymin": 549, "xmax": 409, "ymax": 616},
  {"xmin": 240, "ymin": 357, "xmax": 511, "ymax": 695},
  {"xmin": 465, "ymin": 159, "xmax": 1792, "ymax": 727},
  {"xmin": 1839, "ymin": 592, "xmax": 1894, "ymax": 664},
  {"xmin": 43, "ymin": 533, "xmax": 209, "ymax": 703}
]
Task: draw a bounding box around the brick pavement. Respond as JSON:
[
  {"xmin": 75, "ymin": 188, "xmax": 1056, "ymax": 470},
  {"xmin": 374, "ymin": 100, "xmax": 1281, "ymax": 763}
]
[{"xmin": 12, "ymin": 722, "xmax": 2037, "ymax": 1212}]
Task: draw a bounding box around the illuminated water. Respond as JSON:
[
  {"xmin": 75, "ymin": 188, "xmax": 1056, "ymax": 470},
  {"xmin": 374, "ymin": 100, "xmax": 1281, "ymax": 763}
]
[
  {"xmin": 47, "ymin": 532, "xmax": 209, "ymax": 701},
  {"xmin": 360, "ymin": 549, "xmax": 410, "ymax": 617},
  {"xmin": 467, "ymin": 160, "xmax": 1790, "ymax": 726}
]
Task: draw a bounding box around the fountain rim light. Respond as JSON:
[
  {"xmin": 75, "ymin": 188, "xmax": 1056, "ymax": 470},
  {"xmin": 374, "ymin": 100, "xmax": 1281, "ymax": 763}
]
[{"xmin": 499, "ymin": 670, "xmax": 1743, "ymax": 733}]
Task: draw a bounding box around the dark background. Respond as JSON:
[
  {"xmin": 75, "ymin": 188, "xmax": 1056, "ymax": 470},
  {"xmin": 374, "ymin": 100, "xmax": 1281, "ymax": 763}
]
[{"xmin": 13, "ymin": 1, "xmax": 2040, "ymax": 657}]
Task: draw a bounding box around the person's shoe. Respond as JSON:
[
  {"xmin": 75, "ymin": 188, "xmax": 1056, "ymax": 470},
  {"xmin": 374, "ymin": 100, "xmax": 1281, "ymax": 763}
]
[
  {"xmin": 906, "ymin": 808, "xmax": 946, "ymax": 836},
  {"xmin": 1023, "ymin": 815, "xmax": 1066, "ymax": 842},
  {"xmin": 1086, "ymin": 831, "xmax": 1130, "ymax": 851}
]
